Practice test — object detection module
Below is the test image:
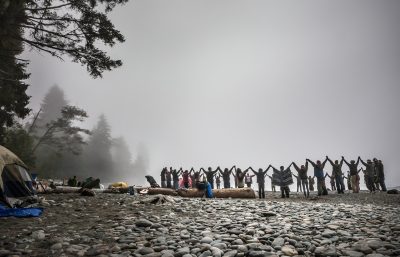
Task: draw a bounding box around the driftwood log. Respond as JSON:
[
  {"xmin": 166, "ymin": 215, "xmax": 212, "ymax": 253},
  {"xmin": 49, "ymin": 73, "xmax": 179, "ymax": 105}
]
[
  {"xmin": 38, "ymin": 186, "xmax": 126, "ymax": 194},
  {"xmin": 213, "ymin": 188, "xmax": 255, "ymax": 198},
  {"xmin": 177, "ymin": 188, "xmax": 256, "ymax": 198},
  {"xmin": 147, "ymin": 188, "xmax": 178, "ymax": 196}
]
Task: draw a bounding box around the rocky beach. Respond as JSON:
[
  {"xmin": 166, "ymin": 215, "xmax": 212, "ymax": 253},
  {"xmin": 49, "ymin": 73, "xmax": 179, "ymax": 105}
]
[{"xmin": 0, "ymin": 191, "xmax": 399, "ymax": 257}]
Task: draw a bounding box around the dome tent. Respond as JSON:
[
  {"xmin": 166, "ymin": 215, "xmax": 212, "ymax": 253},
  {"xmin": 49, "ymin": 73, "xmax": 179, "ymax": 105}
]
[{"xmin": 0, "ymin": 145, "xmax": 36, "ymax": 207}]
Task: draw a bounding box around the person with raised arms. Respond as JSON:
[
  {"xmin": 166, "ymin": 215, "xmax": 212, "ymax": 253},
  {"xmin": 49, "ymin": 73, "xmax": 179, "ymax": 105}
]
[
  {"xmin": 307, "ymin": 157, "xmax": 328, "ymax": 196},
  {"xmin": 327, "ymin": 156, "xmax": 345, "ymax": 194},
  {"xmin": 342, "ymin": 157, "xmax": 360, "ymax": 193},
  {"xmin": 249, "ymin": 166, "xmax": 271, "ymax": 199},
  {"xmin": 292, "ymin": 161, "xmax": 310, "ymax": 197}
]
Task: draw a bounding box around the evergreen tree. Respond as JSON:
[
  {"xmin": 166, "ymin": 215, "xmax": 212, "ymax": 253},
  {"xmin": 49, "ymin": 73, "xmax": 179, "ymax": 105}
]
[
  {"xmin": 131, "ymin": 143, "xmax": 149, "ymax": 185},
  {"xmin": 112, "ymin": 137, "xmax": 134, "ymax": 180},
  {"xmin": 84, "ymin": 114, "xmax": 113, "ymax": 182}
]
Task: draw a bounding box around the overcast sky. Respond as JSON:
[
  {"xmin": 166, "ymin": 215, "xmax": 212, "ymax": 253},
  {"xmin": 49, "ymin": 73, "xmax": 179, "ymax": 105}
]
[{"xmin": 23, "ymin": 0, "xmax": 400, "ymax": 187}]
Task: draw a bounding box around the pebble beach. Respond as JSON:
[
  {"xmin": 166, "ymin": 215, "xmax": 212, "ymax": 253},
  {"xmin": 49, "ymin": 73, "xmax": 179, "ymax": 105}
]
[{"xmin": 0, "ymin": 191, "xmax": 399, "ymax": 257}]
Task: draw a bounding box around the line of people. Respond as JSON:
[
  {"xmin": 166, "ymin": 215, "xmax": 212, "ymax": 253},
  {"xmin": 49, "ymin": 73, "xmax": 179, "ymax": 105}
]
[{"xmin": 160, "ymin": 156, "xmax": 386, "ymax": 198}]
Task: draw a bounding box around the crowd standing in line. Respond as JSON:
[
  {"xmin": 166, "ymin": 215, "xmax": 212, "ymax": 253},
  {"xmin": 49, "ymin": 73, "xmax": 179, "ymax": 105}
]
[{"xmin": 160, "ymin": 156, "xmax": 387, "ymax": 198}]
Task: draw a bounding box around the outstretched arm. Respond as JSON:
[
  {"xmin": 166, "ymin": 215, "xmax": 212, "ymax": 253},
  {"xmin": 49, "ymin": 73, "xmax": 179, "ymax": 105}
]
[
  {"xmin": 327, "ymin": 156, "xmax": 334, "ymax": 166},
  {"xmin": 270, "ymin": 165, "xmax": 279, "ymax": 172},
  {"xmin": 263, "ymin": 165, "xmax": 271, "ymax": 175},
  {"xmin": 359, "ymin": 157, "xmax": 367, "ymax": 166},
  {"xmin": 322, "ymin": 156, "xmax": 328, "ymax": 168},
  {"xmin": 307, "ymin": 159, "xmax": 316, "ymax": 167},
  {"xmin": 292, "ymin": 162, "xmax": 300, "ymax": 172},
  {"xmin": 229, "ymin": 165, "xmax": 236, "ymax": 172},
  {"xmin": 342, "ymin": 156, "xmax": 350, "ymax": 167}
]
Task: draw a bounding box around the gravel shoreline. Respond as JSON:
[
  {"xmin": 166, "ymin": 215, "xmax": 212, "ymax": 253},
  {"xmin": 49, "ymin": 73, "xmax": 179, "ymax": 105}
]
[{"xmin": 0, "ymin": 191, "xmax": 399, "ymax": 257}]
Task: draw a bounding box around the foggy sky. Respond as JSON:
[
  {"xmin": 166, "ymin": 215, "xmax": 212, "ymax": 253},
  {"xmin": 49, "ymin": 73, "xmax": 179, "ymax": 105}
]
[{"xmin": 23, "ymin": 0, "xmax": 400, "ymax": 187}]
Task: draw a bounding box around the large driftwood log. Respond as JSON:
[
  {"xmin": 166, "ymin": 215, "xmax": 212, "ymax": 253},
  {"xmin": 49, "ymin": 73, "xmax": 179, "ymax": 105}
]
[
  {"xmin": 177, "ymin": 188, "xmax": 256, "ymax": 198},
  {"xmin": 213, "ymin": 188, "xmax": 256, "ymax": 198},
  {"xmin": 147, "ymin": 188, "xmax": 178, "ymax": 196}
]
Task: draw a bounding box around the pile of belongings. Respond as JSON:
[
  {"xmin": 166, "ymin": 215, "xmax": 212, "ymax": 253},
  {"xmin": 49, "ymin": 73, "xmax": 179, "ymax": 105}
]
[{"xmin": 0, "ymin": 145, "xmax": 43, "ymax": 217}]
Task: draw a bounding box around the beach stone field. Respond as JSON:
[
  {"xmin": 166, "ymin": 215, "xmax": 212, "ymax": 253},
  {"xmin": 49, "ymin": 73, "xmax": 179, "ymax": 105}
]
[{"xmin": 0, "ymin": 191, "xmax": 399, "ymax": 257}]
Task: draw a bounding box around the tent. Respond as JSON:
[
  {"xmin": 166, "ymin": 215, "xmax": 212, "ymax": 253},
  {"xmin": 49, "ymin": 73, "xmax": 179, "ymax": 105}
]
[{"xmin": 0, "ymin": 145, "xmax": 36, "ymax": 207}]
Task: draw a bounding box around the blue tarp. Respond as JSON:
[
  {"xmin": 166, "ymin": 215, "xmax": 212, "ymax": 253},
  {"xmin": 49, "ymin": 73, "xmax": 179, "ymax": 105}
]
[{"xmin": 0, "ymin": 203, "xmax": 43, "ymax": 218}]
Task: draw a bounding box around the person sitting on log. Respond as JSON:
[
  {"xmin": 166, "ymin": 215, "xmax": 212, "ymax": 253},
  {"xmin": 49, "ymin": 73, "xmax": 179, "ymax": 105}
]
[
  {"xmin": 292, "ymin": 161, "xmax": 309, "ymax": 197},
  {"xmin": 220, "ymin": 166, "xmax": 235, "ymax": 189},
  {"xmin": 249, "ymin": 166, "xmax": 270, "ymax": 199},
  {"xmin": 270, "ymin": 164, "xmax": 293, "ymax": 198}
]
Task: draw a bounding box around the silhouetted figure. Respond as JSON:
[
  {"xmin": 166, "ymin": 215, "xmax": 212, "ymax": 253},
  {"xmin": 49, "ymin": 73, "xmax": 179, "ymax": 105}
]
[
  {"xmin": 166, "ymin": 168, "xmax": 172, "ymax": 188},
  {"xmin": 245, "ymin": 173, "xmax": 255, "ymax": 188},
  {"xmin": 325, "ymin": 173, "xmax": 336, "ymax": 191},
  {"xmin": 271, "ymin": 164, "xmax": 293, "ymax": 198},
  {"xmin": 307, "ymin": 158, "xmax": 328, "ymax": 196},
  {"xmin": 266, "ymin": 175, "xmax": 276, "ymax": 192},
  {"xmin": 172, "ymin": 168, "xmax": 183, "ymax": 189},
  {"xmin": 215, "ymin": 174, "xmax": 221, "ymax": 189},
  {"xmin": 308, "ymin": 176, "xmax": 315, "ymax": 191},
  {"xmin": 182, "ymin": 169, "xmax": 190, "ymax": 189},
  {"xmin": 249, "ymin": 166, "xmax": 270, "ymax": 199},
  {"xmin": 220, "ymin": 166, "xmax": 235, "ymax": 188},
  {"xmin": 236, "ymin": 168, "xmax": 249, "ymax": 188},
  {"xmin": 359, "ymin": 157, "xmax": 375, "ymax": 192},
  {"xmin": 327, "ymin": 157, "xmax": 345, "ymax": 194},
  {"xmin": 201, "ymin": 167, "xmax": 219, "ymax": 189},
  {"xmin": 342, "ymin": 157, "xmax": 360, "ymax": 193},
  {"xmin": 292, "ymin": 161, "xmax": 309, "ymax": 197},
  {"xmin": 160, "ymin": 168, "xmax": 167, "ymax": 188},
  {"xmin": 375, "ymin": 159, "xmax": 386, "ymax": 191}
]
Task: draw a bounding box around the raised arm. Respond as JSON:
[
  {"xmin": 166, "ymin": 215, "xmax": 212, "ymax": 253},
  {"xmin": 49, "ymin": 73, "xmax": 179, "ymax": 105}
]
[
  {"xmin": 342, "ymin": 156, "xmax": 350, "ymax": 167},
  {"xmin": 292, "ymin": 162, "xmax": 300, "ymax": 172},
  {"xmin": 307, "ymin": 159, "xmax": 316, "ymax": 167},
  {"xmin": 322, "ymin": 156, "xmax": 328, "ymax": 168},
  {"xmin": 327, "ymin": 156, "xmax": 334, "ymax": 166},
  {"xmin": 229, "ymin": 165, "xmax": 236, "ymax": 172},
  {"xmin": 359, "ymin": 157, "xmax": 367, "ymax": 166},
  {"xmin": 305, "ymin": 161, "xmax": 309, "ymax": 171},
  {"xmin": 263, "ymin": 165, "xmax": 271, "ymax": 175},
  {"xmin": 270, "ymin": 165, "xmax": 279, "ymax": 172}
]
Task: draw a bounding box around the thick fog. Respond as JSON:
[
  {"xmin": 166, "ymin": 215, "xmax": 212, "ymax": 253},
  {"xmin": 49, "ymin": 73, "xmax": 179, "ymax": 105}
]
[{"xmin": 23, "ymin": 0, "xmax": 400, "ymax": 187}]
